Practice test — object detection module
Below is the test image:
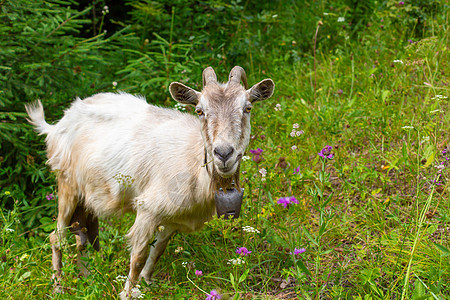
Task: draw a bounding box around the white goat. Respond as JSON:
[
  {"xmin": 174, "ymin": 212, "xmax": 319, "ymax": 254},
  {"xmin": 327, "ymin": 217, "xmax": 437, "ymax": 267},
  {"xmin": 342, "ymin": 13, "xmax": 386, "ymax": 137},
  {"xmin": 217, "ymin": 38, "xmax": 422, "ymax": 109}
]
[{"xmin": 25, "ymin": 66, "xmax": 274, "ymax": 298}]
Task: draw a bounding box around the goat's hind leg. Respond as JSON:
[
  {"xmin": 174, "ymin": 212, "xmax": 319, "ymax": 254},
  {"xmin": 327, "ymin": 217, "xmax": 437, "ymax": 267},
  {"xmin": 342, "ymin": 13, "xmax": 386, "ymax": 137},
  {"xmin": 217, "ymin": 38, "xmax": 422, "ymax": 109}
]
[
  {"xmin": 50, "ymin": 180, "xmax": 78, "ymax": 292},
  {"xmin": 69, "ymin": 204, "xmax": 100, "ymax": 277}
]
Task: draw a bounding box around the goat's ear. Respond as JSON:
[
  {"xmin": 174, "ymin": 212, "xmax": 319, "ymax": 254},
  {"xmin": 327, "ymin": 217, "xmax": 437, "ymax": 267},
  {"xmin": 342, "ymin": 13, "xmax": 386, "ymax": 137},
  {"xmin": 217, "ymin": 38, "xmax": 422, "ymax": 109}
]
[
  {"xmin": 247, "ymin": 79, "xmax": 275, "ymax": 103},
  {"xmin": 169, "ymin": 82, "xmax": 200, "ymax": 105}
]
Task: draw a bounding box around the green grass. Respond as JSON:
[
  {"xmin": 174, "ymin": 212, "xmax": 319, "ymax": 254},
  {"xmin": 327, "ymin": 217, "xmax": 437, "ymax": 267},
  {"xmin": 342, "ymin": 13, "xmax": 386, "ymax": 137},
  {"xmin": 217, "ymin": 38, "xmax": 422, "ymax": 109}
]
[{"xmin": 1, "ymin": 1, "xmax": 450, "ymax": 299}]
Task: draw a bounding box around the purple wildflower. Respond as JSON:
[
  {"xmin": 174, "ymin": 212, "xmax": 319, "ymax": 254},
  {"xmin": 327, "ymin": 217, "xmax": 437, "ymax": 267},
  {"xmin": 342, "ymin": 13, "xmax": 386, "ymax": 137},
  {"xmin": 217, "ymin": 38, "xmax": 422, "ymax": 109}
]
[
  {"xmin": 399, "ymin": 1, "xmax": 404, "ymax": 5},
  {"xmin": 249, "ymin": 148, "xmax": 263, "ymax": 163},
  {"xmin": 433, "ymin": 179, "xmax": 442, "ymax": 186},
  {"xmin": 46, "ymin": 193, "xmax": 54, "ymax": 201},
  {"xmin": 277, "ymin": 197, "xmax": 289, "ymax": 208},
  {"xmin": 206, "ymin": 290, "xmax": 221, "ymax": 300},
  {"xmin": 408, "ymin": 39, "xmax": 413, "ymax": 44},
  {"xmin": 293, "ymin": 166, "xmax": 300, "ymax": 175},
  {"xmin": 195, "ymin": 270, "xmax": 203, "ymax": 277},
  {"xmin": 277, "ymin": 196, "xmax": 299, "ymax": 208},
  {"xmin": 249, "ymin": 148, "xmax": 263, "ymax": 155},
  {"xmin": 337, "ymin": 89, "xmax": 343, "ymax": 95},
  {"xmin": 318, "ymin": 145, "xmax": 334, "ymax": 159},
  {"xmin": 236, "ymin": 247, "xmax": 252, "ymax": 256},
  {"xmin": 290, "ymin": 248, "xmax": 306, "ymax": 255}
]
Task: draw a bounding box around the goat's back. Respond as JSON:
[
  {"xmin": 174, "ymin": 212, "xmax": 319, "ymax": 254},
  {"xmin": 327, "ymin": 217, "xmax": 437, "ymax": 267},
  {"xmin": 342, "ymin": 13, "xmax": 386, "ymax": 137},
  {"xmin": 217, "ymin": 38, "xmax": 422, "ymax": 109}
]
[{"xmin": 36, "ymin": 92, "xmax": 206, "ymax": 216}]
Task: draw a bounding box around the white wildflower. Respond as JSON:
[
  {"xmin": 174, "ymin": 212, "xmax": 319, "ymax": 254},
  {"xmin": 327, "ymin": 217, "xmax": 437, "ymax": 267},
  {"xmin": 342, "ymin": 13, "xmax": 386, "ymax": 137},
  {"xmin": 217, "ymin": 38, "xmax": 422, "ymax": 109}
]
[
  {"xmin": 291, "ymin": 145, "xmax": 297, "ymax": 151},
  {"xmin": 259, "ymin": 168, "xmax": 267, "ymax": 177},
  {"xmin": 435, "ymin": 164, "xmax": 445, "ymax": 170},
  {"xmin": 227, "ymin": 258, "xmax": 245, "ymax": 265},
  {"xmin": 421, "ymin": 136, "xmax": 430, "ymax": 143},
  {"xmin": 431, "ymin": 95, "xmax": 448, "ymax": 100},
  {"xmin": 290, "ymin": 130, "xmax": 296, "ymax": 137},
  {"xmin": 337, "ymin": 17, "xmax": 345, "ymax": 22},
  {"xmin": 174, "ymin": 103, "xmax": 186, "ymax": 111},
  {"xmin": 243, "ymin": 226, "xmax": 260, "ymax": 234},
  {"xmin": 290, "ymin": 127, "xmax": 303, "ymax": 137},
  {"xmin": 113, "ymin": 274, "xmax": 127, "ymax": 283},
  {"xmin": 259, "ymin": 168, "xmax": 267, "ymax": 181},
  {"xmin": 181, "ymin": 261, "xmax": 188, "ymax": 268},
  {"xmin": 112, "ymin": 81, "xmax": 118, "ymax": 87},
  {"xmin": 131, "ymin": 287, "xmax": 144, "ymax": 299},
  {"xmin": 242, "ymin": 155, "xmax": 250, "ymax": 161},
  {"xmin": 274, "ymin": 104, "xmax": 281, "ymax": 111},
  {"xmin": 5, "ymin": 228, "xmax": 14, "ymax": 232},
  {"xmin": 175, "ymin": 246, "xmax": 184, "ymax": 254},
  {"xmin": 393, "ymin": 59, "xmax": 403, "ymax": 64}
]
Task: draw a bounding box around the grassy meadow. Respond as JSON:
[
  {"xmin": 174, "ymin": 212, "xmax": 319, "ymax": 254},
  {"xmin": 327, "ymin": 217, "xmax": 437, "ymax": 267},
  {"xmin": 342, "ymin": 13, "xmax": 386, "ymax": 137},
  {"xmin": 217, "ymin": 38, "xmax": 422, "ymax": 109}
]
[{"xmin": 1, "ymin": 0, "xmax": 449, "ymax": 299}]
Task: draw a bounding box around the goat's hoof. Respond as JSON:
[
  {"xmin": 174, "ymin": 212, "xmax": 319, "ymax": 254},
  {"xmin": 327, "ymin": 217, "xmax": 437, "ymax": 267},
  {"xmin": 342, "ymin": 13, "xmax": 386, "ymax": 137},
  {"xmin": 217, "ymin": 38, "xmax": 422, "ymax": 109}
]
[
  {"xmin": 53, "ymin": 282, "xmax": 64, "ymax": 294},
  {"xmin": 139, "ymin": 275, "xmax": 153, "ymax": 285},
  {"xmin": 119, "ymin": 290, "xmax": 128, "ymax": 300},
  {"xmin": 119, "ymin": 287, "xmax": 143, "ymax": 300}
]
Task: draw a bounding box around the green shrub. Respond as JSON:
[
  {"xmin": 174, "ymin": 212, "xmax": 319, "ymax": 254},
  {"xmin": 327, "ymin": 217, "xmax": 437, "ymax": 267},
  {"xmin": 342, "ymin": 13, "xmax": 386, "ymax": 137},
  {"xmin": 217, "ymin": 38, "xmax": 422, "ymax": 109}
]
[{"xmin": 0, "ymin": 0, "xmax": 130, "ymax": 225}]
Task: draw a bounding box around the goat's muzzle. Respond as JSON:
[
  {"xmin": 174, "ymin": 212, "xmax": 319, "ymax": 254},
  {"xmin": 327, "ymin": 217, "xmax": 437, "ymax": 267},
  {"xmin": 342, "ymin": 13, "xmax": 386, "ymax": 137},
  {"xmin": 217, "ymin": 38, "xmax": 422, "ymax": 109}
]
[{"xmin": 213, "ymin": 146, "xmax": 234, "ymax": 164}]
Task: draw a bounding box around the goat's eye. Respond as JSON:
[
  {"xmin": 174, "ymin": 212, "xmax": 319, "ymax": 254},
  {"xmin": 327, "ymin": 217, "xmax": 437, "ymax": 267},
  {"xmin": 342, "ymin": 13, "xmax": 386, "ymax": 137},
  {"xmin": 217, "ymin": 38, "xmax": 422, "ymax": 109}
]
[
  {"xmin": 244, "ymin": 106, "xmax": 252, "ymax": 113},
  {"xmin": 195, "ymin": 108, "xmax": 204, "ymax": 116}
]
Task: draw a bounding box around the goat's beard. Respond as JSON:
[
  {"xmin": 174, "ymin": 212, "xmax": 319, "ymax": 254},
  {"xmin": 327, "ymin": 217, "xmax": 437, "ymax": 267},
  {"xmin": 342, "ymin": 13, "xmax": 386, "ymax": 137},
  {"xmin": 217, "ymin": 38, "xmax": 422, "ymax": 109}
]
[{"xmin": 210, "ymin": 163, "xmax": 241, "ymax": 193}]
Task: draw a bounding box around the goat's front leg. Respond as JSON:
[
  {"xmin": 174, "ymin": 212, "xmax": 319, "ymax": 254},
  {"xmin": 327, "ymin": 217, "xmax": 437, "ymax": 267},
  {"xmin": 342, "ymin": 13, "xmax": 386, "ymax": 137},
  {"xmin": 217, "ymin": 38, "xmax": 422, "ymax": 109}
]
[
  {"xmin": 120, "ymin": 249, "xmax": 148, "ymax": 300},
  {"xmin": 139, "ymin": 226, "xmax": 175, "ymax": 284},
  {"xmin": 120, "ymin": 214, "xmax": 154, "ymax": 299}
]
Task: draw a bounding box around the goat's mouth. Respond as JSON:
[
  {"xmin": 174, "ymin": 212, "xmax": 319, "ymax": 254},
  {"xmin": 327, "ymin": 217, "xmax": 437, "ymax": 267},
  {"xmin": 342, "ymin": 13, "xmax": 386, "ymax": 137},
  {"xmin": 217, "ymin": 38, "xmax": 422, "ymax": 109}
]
[
  {"xmin": 215, "ymin": 155, "xmax": 241, "ymax": 177},
  {"xmin": 216, "ymin": 166, "xmax": 235, "ymax": 177}
]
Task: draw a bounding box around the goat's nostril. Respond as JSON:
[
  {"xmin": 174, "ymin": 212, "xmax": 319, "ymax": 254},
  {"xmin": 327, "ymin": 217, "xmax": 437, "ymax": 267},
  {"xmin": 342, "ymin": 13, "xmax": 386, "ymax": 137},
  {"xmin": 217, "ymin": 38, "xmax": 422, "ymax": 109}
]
[
  {"xmin": 223, "ymin": 147, "xmax": 234, "ymax": 160},
  {"xmin": 214, "ymin": 146, "xmax": 234, "ymax": 163}
]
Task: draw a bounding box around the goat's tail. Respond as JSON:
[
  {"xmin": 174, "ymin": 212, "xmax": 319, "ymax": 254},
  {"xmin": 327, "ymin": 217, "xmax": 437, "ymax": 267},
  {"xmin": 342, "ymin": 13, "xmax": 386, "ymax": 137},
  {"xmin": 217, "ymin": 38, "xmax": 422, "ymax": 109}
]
[{"xmin": 25, "ymin": 100, "xmax": 52, "ymax": 135}]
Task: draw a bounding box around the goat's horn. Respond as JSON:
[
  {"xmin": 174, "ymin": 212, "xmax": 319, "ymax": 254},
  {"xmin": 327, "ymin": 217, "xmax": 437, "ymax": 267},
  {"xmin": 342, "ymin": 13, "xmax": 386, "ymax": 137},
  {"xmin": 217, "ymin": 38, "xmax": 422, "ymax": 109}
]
[
  {"xmin": 228, "ymin": 66, "xmax": 248, "ymax": 89},
  {"xmin": 202, "ymin": 67, "xmax": 217, "ymax": 87}
]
